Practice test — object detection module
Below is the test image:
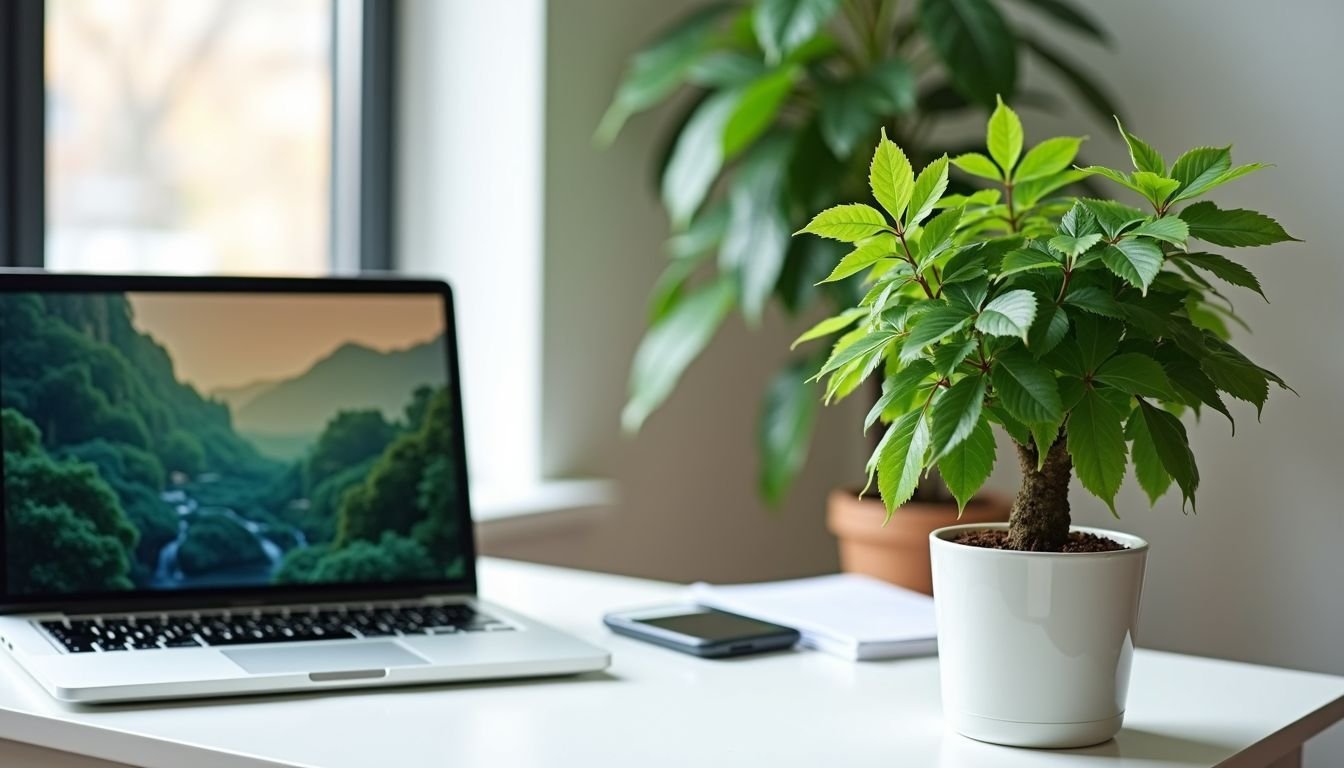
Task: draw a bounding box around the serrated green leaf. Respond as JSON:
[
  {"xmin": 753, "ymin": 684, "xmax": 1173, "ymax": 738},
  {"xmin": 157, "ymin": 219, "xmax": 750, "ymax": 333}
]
[
  {"xmin": 1130, "ymin": 171, "xmax": 1181, "ymax": 206},
  {"xmin": 906, "ymin": 155, "xmax": 951, "ymax": 229},
  {"xmin": 1078, "ymin": 164, "xmax": 1137, "ymax": 194},
  {"xmin": 945, "ymin": 277, "xmax": 989, "ymax": 313},
  {"xmin": 1209, "ymin": 162, "xmax": 1268, "ymax": 189},
  {"xmin": 1073, "ymin": 314, "xmax": 1124, "ymax": 372},
  {"xmin": 1114, "ymin": 117, "xmax": 1165, "ymax": 175},
  {"xmin": 915, "ymin": 207, "xmax": 963, "ymax": 266},
  {"xmin": 988, "ymin": 95, "xmax": 1024, "ymax": 175},
  {"xmin": 1063, "ymin": 286, "xmax": 1123, "ymax": 318},
  {"xmin": 975, "ymin": 289, "xmax": 1037, "ymax": 340},
  {"xmin": 996, "ymin": 248, "xmax": 1062, "ymax": 280},
  {"xmin": 1169, "ymin": 146, "xmax": 1231, "ymax": 203},
  {"xmin": 1130, "ymin": 216, "xmax": 1189, "ymax": 248},
  {"xmin": 919, "ymin": 0, "xmax": 1016, "ymax": 106},
  {"xmin": 661, "ymin": 90, "xmax": 741, "ymax": 228},
  {"xmin": 1014, "ymin": 168, "xmax": 1087, "ymax": 208},
  {"xmin": 936, "ymin": 188, "xmax": 1002, "ymax": 209},
  {"xmin": 933, "ymin": 338, "xmax": 978, "ymax": 375},
  {"xmin": 900, "ymin": 304, "xmax": 973, "ymax": 361},
  {"xmin": 722, "ymin": 67, "xmax": 799, "ymax": 159},
  {"xmin": 759, "ymin": 359, "xmax": 820, "ymax": 504},
  {"xmin": 753, "ymin": 0, "xmax": 842, "ymax": 64},
  {"xmin": 1139, "ymin": 400, "xmax": 1199, "ymax": 510},
  {"xmin": 1094, "ymin": 352, "xmax": 1177, "ymax": 398},
  {"xmin": 816, "ymin": 330, "xmax": 897, "ymax": 378},
  {"xmin": 1049, "ymin": 232, "xmax": 1103, "ymax": 259},
  {"xmin": 1201, "ymin": 345, "xmax": 1270, "ymax": 415},
  {"xmin": 931, "ymin": 374, "xmax": 986, "ymax": 459},
  {"xmin": 623, "ymin": 277, "xmax": 736, "ymax": 431},
  {"xmin": 986, "ymin": 403, "xmax": 1031, "ymax": 445},
  {"xmin": 798, "ymin": 203, "xmax": 890, "ymax": 242},
  {"xmin": 951, "ymin": 152, "xmax": 1002, "ymax": 181},
  {"xmin": 938, "ymin": 415, "xmax": 996, "ymax": 513},
  {"xmin": 1179, "ymin": 202, "xmax": 1300, "ymax": 247},
  {"xmin": 866, "ymin": 360, "xmax": 936, "ymax": 431},
  {"xmin": 1059, "ymin": 201, "xmax": 1099, "ymax": 237},
  {"xmin": 1161, "ymin": 351, "xmax": 1234, "ymax": 427},
  {"xmin": 1028, "ymin": 418, "xmax": 1062, "ymax": 467},
  {"xmin": 992, "ymin": 348, "xmax": 1063, "ymax": 424},
  {"xmin": 817, "ymin": 234, "xmax": 899, "ymax": 284},
  {"xmin": 1126, "ymin": 408, "xmax": 1172, "ymax": 505},
  {"xmin": 1028, "ymin": 303, "xmax": 1069, "ymax": 354},
  {"xmin": 1068, "ymin": 388, "xmax": 1127, "ymax": 514},
  {"xmin": 791, "ymin": 308, "xmax": 867, "ymax": 349},
  {"xmin": 870, "ymin": 128, "xmax": 915, "ymax": 223},
  {"xmin": 1101, "ymin": 238, "xmax": 1164, "ymax": 294},
  {"xmin": 1177, "ymin": 252, "xmax": 1266, "ymax": 300},
  {"xmin": 1013, "ymin": 136, "xmax": 1082, "ymax": 183},
  {"xmin": 877, "ymin": 408, "xmax": 931, "ymax": 515},
  {"xmin": 1081, "ymin": 199, "xmax": 1146, "ymax": 239}
]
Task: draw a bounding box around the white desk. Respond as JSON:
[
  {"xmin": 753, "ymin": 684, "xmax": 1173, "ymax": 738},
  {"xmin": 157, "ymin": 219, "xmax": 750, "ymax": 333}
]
[{"xmin": 0, "ymin": 559, "xmax": 1340, "ymax": 768}]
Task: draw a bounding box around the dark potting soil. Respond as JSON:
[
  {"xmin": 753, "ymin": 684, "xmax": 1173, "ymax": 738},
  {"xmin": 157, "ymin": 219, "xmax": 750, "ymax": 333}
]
[{"xmin": 952, "ymin": 530, "xmax": 1127, "ymax": 553}]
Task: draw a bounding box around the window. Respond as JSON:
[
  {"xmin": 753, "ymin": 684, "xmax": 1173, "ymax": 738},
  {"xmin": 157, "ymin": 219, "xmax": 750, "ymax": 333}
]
[{"xmin": 1, "ymin": 0, "xmax": 393, "ymax": 274}]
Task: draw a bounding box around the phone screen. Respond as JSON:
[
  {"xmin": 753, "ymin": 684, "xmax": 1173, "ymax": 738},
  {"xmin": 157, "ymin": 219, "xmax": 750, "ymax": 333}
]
[{"xmin": 633, "ymin": 609, "xmax": 789, "ymax": 641}]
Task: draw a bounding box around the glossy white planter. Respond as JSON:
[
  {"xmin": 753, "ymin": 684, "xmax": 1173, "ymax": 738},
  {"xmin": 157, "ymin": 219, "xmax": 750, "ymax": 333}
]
[{"xmin": 929, "ymin": 523, "xmax": 1148, "ymax": 748}]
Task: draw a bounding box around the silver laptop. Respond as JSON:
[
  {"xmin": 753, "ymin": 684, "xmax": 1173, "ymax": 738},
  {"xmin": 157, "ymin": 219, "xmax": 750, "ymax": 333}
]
[{"xmin": 0, "ymin": 273, "xmax": 609, "ymax": 703}]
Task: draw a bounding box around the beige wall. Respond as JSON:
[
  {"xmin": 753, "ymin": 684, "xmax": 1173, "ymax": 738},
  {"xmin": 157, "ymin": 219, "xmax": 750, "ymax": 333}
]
[{"xmin": 485, "ymin": 0, "xmax": 1343, "ymax": 762}]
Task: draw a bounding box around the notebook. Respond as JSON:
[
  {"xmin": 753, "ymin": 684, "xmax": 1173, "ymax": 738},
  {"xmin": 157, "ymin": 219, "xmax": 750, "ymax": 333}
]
[{"xmin": 689, "ymin": 573, "xmax": 937, "ymax": 661}]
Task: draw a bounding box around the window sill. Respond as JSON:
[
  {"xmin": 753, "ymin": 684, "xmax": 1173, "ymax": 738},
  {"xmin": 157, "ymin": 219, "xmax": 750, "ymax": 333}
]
[{"xmin": 473, "ymin": 478, "xmax": 615, "ymax": 544}]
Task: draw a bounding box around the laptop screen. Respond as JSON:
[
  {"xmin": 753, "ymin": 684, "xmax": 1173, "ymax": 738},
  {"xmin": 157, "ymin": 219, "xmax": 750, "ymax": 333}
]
[{"xmin": 1, "ymin": 284, "xmax": 472, "ymax": 601}]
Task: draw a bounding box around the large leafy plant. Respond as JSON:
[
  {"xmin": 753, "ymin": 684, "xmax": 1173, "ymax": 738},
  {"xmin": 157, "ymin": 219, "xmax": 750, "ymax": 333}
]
[
  {"xmin": 794, "ymin": 100, "xmax": 1296, "ymax": 550},
  {"xmin": 601, "ymin": 0, "xmax": 1119, "ymax": 503}
]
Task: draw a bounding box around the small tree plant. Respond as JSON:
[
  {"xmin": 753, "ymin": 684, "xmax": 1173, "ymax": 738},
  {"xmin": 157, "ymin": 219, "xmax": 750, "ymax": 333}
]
[{"xmin": 795, "ymin": 100, "xmax": 1297, "ymax": 551}]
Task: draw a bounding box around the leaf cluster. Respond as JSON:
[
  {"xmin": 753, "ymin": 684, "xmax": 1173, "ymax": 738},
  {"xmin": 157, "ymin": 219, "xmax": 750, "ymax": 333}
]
[{"xmin": 794, "ymin": 100, "xmax": 1296, "ymax": 517}]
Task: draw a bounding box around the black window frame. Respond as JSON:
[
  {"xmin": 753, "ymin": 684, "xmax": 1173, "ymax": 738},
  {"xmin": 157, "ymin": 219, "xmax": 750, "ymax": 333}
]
[{"xmin": 0, "ymin": 0, "xmax": 396, "ymax": 273}]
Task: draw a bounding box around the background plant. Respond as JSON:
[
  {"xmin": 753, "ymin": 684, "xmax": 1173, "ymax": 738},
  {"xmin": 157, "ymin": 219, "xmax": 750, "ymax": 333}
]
[
  {"xmin": 795, "ymin": 100, "xmax": 1295, "ymax": 550},
  {"xmin": 600, "ymin": 0, "xmax": 1120, "ymax": 504}
]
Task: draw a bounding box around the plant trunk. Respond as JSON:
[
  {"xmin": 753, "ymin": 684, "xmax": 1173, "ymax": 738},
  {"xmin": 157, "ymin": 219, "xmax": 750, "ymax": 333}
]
[{"xmin": 1006, "ymin": 435, "xmax": 1073, "ymax": 551}]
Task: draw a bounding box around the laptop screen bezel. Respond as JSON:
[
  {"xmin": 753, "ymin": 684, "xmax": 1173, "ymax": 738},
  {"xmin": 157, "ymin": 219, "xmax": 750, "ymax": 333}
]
[{"xmin": 0, "ymin": 272, "xmax": 480, "ymax": 613}]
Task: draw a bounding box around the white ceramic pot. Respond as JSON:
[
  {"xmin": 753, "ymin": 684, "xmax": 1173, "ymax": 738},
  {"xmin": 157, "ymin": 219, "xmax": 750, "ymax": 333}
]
[{"xmin": 929, "ymin": 523, "xmax": 1148, "ymax": 748}]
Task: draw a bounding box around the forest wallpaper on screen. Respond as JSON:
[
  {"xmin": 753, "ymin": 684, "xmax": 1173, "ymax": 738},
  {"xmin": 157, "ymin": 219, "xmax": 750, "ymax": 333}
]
[{"xmin": 0, "ymin": 291, "xmax": 466, "ymax": 596}]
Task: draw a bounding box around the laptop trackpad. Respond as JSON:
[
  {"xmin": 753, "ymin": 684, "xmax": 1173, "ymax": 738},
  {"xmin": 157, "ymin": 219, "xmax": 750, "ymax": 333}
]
[{"xmin": 223, "ymin": 642, "xmax": 429, "ymax": 676}]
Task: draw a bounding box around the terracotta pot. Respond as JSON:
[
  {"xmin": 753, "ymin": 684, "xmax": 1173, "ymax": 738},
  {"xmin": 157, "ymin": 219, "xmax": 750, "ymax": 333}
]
[{"xmin": 825, "ymin": 489, "xmax": 1011, "ymax": 595}]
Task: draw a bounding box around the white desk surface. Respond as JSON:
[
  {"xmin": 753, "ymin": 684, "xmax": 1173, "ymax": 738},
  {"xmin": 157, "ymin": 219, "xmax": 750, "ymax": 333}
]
[{"xmin": 0, "ymin": 558, "xmax": 1340, "ymax": 768}]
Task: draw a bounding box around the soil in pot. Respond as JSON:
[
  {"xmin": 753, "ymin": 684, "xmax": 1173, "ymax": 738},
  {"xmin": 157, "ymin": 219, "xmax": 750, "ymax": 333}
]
[{"xmin": 951, "ymin": 529, "xmax": 1127, "ymax": 553}]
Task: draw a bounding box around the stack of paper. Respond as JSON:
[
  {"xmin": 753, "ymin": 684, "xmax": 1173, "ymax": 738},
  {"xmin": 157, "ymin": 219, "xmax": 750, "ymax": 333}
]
[{"xmin": 689, "ymin": 573, "xmax": 937, "ymax": 661}]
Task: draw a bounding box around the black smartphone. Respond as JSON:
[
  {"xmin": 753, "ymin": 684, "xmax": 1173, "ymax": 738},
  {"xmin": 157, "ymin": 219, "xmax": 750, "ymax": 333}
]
[{"xmin": 603, "ymin": 605, "xmax": 800, "ymax": 658}]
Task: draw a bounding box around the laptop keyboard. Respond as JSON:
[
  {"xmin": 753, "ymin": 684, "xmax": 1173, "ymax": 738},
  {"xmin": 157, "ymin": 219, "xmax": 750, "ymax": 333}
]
[{"xmin": 38, "ymin": 602, "xmax": 513, "ymax": 654}]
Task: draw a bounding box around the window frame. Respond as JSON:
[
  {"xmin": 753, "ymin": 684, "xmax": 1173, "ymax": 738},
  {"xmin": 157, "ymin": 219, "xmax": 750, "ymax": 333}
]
[{"xmin": 0, "ymin": 0, "xmax": 395, "ymax": 273}]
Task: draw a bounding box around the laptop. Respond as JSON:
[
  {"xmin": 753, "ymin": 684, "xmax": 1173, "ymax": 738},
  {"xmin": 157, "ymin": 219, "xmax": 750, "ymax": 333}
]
[{"xmin": 0, "ymin": 273, "xmax": 609, "ymax": 703}]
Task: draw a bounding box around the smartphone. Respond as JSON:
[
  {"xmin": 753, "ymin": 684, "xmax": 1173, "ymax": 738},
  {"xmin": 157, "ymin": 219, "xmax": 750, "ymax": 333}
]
[{"xmin": 603, "ymin": 605, "xmax": 800, "ymax": 658}]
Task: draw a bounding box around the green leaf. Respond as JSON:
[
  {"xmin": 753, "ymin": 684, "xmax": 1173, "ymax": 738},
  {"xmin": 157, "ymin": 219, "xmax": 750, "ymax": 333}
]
[
  {"xmin": 1009, "ymin": 0, "xmax": 1108, "ymax": 43},
  {"xmin": 1130, "ymin": 171, "xmax": 1180, "ymax": 206},
  {"xmin": 1114, "ymin": 117, "xmax": 1165, "ymax": 175},
  {"xmin": 1161, "ymin": 351, "xmax": 1234, "ymax": 427},
  {"xmin": 992, "ymin": 348, "xmax": 1063, "ymax": 424},
  {"xmin": 818, "ymin": 80, "xmax": 882, "ymax": 159},
  {"xmin": 1068, "ymin": 388, "xmax": 1127, "ymax": 514},
  {"xmin": 866, "ymin": 360, "xmax": 936, "ymax": 431},
  {"xmin": 791, "ymin": 308, "xmax": 866, "ymax": 349},
  {"xmin": 1126, "ymin": 408, "xmax": 1172, "ymax": 505},
  {"xmin": 1064, "ymin": 286, "xmax": 1123, "ymax": 318},
  {"xmin": 1013, "ymin": 136, "xmax": 1082, "ymax": 183},
  {"xmin": 945, "ymin": 277, "xmax": 988, "ymax": 312},
  {"xmin": 1179, "ymin": 202, "xmax": 1300, "ymax": 247},
  {"xmin": 938, "ymin": 415, "xmax": 996, "ymax": 513},
  {"xmin": 797, "ymin": 203, "xmax": 890, "ymax": 242},
  {"xmin": 931, "ymin": 374, "xmax": 987, "ymax": 459},
  {"xmin": 1177, "ymin": 252, "xmax": 1266, "ymax": 300},
  {"xmin": 661, "ymin": 90, "xmax": 740, "ymax": 228},
  {"xmin": 1073, "ymin": 314, "xmax": 1124, "ymax": 372},
  {"xmin": 987, "ymin": 96, "xmax": 1024, "ymax": 175},
  {"xmin": 1028, "ymin": 303, "xmax": 1069, "ymax": 354},
  {"xmin": 1129, "ymin": 216, "xmax": 1189, "ymax": 248},
  {"xmin": 950, "ymin": 152, "xmax": 1002, "ymax": 181},
  {"xmin": 1059, "ymin": 200, "xmax": 1100, "ymax": 237},
  {"xmin": 722, "ymin": 68, "xmax": 799, "ymax": 159},
  {"xmin": 666, "ymin": 204, "xmax": 730, "ymax": 260},
  {"xmin": 753, "ymin": 0, "xmax": 842, "ymax": 64},
  {"xmin": 687, "ymin": 50, "xmax": 768, "ymax": 87},
  {"xmin": 900, "ymin": 304, "xmax": 973, "ymax": 360},
  {"xmin": 975, "ymin": 289, "xmax": 1037, "ymax": 341},
  {"xmin": 1139, "ymin": 400, "xmax": 1199, "ymax": 510},
  {"xmin": 623, "ymin": 278, "xmax": 736, "ymax": 431},
  {"xmin": 816, "ymin": 330, "xmax": 896, "ymax": 378},
  {"xmin": 936, "ymin": 188, "xmax": 1001, "ymax": 209},
  {"xmin": 721, "ymin": 135, "xmax": 793, "ymax": 323},
  {"xmin": 869, "ymin": 57, "xmax": 917, "ymax": 113},
  {"xmin": 1201, "ymin": 344, "xmax": 1270, "ymax": 415},
  {"xmin": 877, "ymin": 408, "xmax": 931, "ymax": 515},
  {"xmin": 1094, "ymin": 352, "xmax": 1177, "ymax": 398},
  {"xmin": 1081, "ymin": 199, "xmax": 1146, "ymax": 239},
  {"xmin": 915, "ymin": 207, "xmax": 963, "ymax": 266},
  {"xmin": 1101, "ymin": 238, "xmax": 1164, "ymax": 294},
  {"xmin": 869, "ymin": 129, "xmax": 915, "ymax": 222},
  {"xmin": 759, "ymin": 359, "xmax": 820, "ymax": 504},
  {"xmin": 933, "ymin": 338, "xmax": 978, "ymax": 375},
  {"xmin": 1013, "ymin": 168, "xmax": 1087, "ymax": 209},
  {"xmin": 1048, "ymin": 232, "xmax": 1102, "ymax": 259},
  {"xmin": 918, "ymin": 0, "xmax": 1017, "ymax": 106},
  {"xmin": 996, "ymin": 248, "xmax": 1062, "ymax": 280},
  {"xmin": 1169, "ymin": 146, "xmax": 1231, "ymax": 202},
  {"xmin": 595, "ymin": 4, "xmax": 734, "ymax": 145},
  {"xmin": 1078, "ymin": 165, "xmax": 1139, "ymax": 194},
  {"xmin": 817, "ymin": 234, "xmax": 898, "ymax": 284},
  {"xmin": 1021, "ymin": 35, "xmax": 1122, "ymax": 126},
  {"xmin": 906, "ymin": 155, "xmax": 951, "ymax": 229}
]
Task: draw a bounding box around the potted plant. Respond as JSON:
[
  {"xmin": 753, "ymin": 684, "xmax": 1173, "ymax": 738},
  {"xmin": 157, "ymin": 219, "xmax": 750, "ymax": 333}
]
[
  {"xmin": 795, "ymin": 100, "xmax": 1296, "ymax": 747},
  {"xmin": 599, "ymin": 0, "xmax": 1119, "ymax": 592}
]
